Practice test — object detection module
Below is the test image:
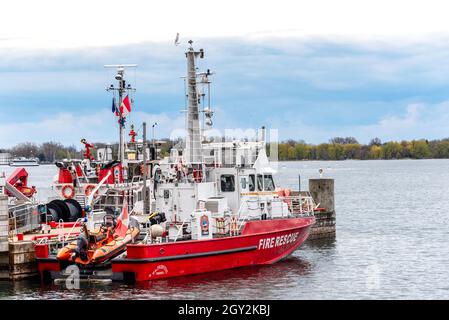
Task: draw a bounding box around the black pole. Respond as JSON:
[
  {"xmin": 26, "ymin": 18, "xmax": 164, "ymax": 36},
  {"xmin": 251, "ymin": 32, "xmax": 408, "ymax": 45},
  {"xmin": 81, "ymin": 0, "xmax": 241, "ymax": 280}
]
[{"xmin": 298, "ymin": 173, "xmax": 301, "ymax": 192}]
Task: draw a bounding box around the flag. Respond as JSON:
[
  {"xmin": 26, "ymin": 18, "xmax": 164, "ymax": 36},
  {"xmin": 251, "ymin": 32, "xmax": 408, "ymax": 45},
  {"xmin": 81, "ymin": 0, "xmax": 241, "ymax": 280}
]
[
  {"xmin": 115, "ymin": 197, "xmax": 129, "ymax": 237},
  {"xmin": 120, "ymin": 95, "xmax": 131, "ymax": 117}
]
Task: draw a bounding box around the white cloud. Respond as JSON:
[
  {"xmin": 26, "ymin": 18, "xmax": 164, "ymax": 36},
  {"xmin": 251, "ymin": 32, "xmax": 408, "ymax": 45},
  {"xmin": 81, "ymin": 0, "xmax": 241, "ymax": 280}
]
[
  {"xmin": 3, "ymin": 0, "xmax": 449, "ymax": 49},
  {"xmin": 276, "ymin": 101, "xmax": 449, "ymax": 143},
  {"xmin": 0, "ymin": 109, "xmax": 185, "ymax": 148},
  {"xmin": 3, "ymin": 100, "xmax": 449, "ymax": 148}
]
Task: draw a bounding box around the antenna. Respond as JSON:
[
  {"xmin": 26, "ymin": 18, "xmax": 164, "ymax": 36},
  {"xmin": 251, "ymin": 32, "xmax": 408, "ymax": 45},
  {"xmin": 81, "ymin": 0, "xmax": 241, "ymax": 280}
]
[
  {"xmin": 105, "ymin": 64, "xmax": 137, "ymax": 171},
  {"xmin": 174, "ymin": 33, "xmax": 180, "ymax": 46}
]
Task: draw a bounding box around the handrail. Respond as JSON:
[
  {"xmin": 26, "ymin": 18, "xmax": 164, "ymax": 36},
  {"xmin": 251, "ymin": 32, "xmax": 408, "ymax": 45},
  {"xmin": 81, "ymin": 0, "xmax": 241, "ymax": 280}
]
[
  {"xmin": 86, "ymin": 171, "xmax": 111, "ymax": 207},
  {"xmin": 63, "ymin": 218, "xmax": 84, "ymax": 243},
  {"xmin": 173, "ymin": 217, "xmax": 190, "ymax": 242},
  {"xmin": 8, "ymin": 203, "xmax": 40, "ymax": 236}
]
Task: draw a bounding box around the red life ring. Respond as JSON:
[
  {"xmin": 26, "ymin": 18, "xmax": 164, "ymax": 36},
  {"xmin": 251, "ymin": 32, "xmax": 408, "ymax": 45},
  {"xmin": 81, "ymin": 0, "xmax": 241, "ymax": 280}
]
[
  {"xmin": 61, "ymin": 184, "xmax": 75, "ymax": 199},
  {"xmin": 84, "ymin": 184, "xmax": 98, "ymax": 197}
]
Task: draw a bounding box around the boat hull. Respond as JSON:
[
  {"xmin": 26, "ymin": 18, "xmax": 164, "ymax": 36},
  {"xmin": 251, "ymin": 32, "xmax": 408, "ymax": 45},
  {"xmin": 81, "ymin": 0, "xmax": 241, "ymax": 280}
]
[{"xmin": 112, "ymin": 217, "xmax": 315, "ymax": 282}]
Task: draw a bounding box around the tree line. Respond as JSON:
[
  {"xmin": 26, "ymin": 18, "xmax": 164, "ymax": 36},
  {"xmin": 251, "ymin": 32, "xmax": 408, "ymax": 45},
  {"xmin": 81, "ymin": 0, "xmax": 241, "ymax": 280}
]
[
  {"xmin": 3, "ymin": 137, "xmax": 449, "ymax": 163},
  {"xmin": 272, "ymin": 137, "xmax": 449, "ymax": 160},
  {"xmin": 0, "ymin": 139, "xmax": 176, "ymax": 163},
  {"xmin": 0, "ymin": 142, "xmax": 83, "ymax": 163}
]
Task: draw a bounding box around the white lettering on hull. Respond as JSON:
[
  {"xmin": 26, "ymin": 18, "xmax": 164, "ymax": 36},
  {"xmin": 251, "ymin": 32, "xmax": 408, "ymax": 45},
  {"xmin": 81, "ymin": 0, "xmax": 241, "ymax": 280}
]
[{"xmin": 257, "ymin": 232, "xmax": 300, "ymax": 250}]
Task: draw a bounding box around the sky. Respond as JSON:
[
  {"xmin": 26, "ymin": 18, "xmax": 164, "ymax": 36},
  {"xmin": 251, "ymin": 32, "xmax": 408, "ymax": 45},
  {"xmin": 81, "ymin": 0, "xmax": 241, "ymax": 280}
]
[{"xmin": 2, "ymin": 0, "xmax": 449, "ymax": 147}]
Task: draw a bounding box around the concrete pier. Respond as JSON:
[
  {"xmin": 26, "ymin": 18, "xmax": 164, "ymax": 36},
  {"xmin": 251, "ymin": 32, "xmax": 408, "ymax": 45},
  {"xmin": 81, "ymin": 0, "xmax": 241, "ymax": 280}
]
[
  {"xmin": 0, "ymin": 195, "xmax": 38, "ymax": 280},
  {"xmin": 8, "ymin": 241, "xmax": 37, "ymax": 280},
  {"xmin": 308, "ymin": 179, "xmax": 336, "ymax": 240},
  {"xmin": 0, "ymin": 195, "xmax": 9, "ymax": 279}
]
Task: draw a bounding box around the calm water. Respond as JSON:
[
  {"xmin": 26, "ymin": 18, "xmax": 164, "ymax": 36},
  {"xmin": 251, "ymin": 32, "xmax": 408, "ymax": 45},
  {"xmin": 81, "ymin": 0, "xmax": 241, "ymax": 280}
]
[{"xmin": 1, "ymin": 159, "xmax": 449, "ymax": 300}]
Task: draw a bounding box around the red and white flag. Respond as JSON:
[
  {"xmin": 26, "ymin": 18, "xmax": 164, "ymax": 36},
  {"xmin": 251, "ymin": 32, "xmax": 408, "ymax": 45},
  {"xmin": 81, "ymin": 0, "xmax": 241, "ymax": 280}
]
[
  {"xmin": 115, "ymin": 197, "xmax": 129, "ymax": 237},
  {"xmin": 120, "ymin": 95, "xmax": 131, "ymax": 117}
]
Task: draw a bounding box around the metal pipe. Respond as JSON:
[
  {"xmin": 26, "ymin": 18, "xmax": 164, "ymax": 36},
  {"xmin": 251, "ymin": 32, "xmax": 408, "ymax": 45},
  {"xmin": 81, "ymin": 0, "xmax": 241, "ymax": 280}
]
[
  {"xmin": 185, "ymin": 42, "xmax": 203, "ymax": 165},
  {"xmin": 152, "ymin": 122, "xmax": 158, "ymax": 158},
  {"xmin": 142, "ymin": 122, "xmax": 148, "ymax": 215}
]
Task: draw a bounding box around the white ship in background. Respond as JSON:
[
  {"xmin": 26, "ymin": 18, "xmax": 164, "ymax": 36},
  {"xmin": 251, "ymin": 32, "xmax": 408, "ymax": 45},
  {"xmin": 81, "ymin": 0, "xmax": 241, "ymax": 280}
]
[{"xmin": 9, "ymin": 157, "xmax": 40, "ymax": 167}]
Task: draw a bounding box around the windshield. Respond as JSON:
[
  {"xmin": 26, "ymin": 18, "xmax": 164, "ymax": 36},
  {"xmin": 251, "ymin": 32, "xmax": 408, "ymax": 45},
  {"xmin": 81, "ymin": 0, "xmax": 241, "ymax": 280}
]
[
  {"xmin": 264, "ymin": 174, "xmax": 275, "ymax": 191},
  {"xmin": 220, "ymin": 175, "xmax": 235, "ymax": 192},
  {"xmin": 257, "ymin": 174, "xmax": 263, "ymax": 191},
  {"xmin": 249, "ymin": 174, "xmax": 255, "ymax": 191}
]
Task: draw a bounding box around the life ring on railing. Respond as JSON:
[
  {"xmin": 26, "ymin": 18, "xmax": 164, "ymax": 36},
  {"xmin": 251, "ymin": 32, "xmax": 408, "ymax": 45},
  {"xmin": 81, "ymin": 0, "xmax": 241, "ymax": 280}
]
[
  {"xmin": 61, "ymin": 184, "xmax": 75, "ymax": 199},
  {"xmin": 279, "ymin": 188, "xmax": 292, "ymax": 208},
  {"xmin": 84, "ymin": 184, "xmax": 99, "ymax": 197}
]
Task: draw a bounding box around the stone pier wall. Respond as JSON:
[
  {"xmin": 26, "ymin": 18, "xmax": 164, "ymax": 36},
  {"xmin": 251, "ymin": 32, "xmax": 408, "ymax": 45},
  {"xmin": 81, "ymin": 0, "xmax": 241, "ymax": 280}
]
[
  {"xmin": 0, "ymin": 195, "xmax": 37, "ymax": 281},
  {"xmin": 8, "ymin": 241, "xmax": 37, "ymax": 280},
  {"xmin": 0, "ymin": 195, "xmax": 9, "ymax": 280},
  {"xmin": 308, "ymin": 179, "xmax": 336, "ymax": 240}
]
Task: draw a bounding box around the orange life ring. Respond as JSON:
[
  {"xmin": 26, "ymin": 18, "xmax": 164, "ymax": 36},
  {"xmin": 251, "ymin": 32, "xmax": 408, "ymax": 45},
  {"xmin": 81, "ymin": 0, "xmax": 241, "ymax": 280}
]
[
  {"xmin": 84, "ymin": 184, "xmax": 99, "ymax": 197},
  {"xmin": 282, "ymin": 188, "xmax": 292, "ymax": 208},
  {"xmin": 61, "ymin": 184, "xmax": 75, "ymax": 199}
]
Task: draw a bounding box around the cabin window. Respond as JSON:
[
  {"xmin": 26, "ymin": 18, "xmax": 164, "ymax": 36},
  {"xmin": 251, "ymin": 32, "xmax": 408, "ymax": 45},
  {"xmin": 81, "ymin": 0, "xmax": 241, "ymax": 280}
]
[
  {"xmin": 220, "ymin": 175, "xmax": 235, "ymax": 192},
  {"xmin": 241, "ymin": 177, "xmax": 247, "ymax": 189},
  {"xmin": 264, "ymin": 174, "xmax": 275, "ymax": 191},
  {"xmin": 257, "ymin": 174, "xmax": 263, "ymax": 191},
  {"xmin": 249, "ymin": 174, "xmax": 255, "ymax": 191}
]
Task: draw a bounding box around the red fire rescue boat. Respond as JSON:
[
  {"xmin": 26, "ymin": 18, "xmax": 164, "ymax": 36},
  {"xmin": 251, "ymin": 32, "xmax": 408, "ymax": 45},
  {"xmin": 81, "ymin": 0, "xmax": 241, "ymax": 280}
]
[{"xmin": 35, "ymin": 216, "xmax": 314, "ymax": 282}]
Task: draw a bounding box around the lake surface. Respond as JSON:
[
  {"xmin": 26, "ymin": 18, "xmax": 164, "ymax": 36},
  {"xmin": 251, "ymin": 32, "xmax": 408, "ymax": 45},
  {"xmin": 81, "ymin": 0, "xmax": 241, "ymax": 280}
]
[{"xmin": 1, "ymin": 159, "xmax": 449, "ymax": 299}]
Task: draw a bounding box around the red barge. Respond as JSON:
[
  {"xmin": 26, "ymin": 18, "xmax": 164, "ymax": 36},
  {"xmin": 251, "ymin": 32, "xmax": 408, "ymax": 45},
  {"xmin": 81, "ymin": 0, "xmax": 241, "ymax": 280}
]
[{"xmin": 35, "ymin": 40, "xmax": 316, "ymax": 282}]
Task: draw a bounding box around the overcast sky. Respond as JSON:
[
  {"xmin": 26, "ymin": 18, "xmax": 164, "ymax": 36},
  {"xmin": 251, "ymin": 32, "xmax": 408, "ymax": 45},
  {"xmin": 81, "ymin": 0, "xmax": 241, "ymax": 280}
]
[{"xmin": 2, "ymin": 0, "xmax": 449, "ymax": 147}]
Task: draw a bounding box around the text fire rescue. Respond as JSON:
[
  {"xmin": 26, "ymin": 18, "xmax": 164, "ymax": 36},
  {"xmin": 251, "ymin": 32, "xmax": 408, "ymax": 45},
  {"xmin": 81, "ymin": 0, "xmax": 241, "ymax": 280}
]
[{"xmin": 258, "ymin": 232, "xmax": 300, "ymax": 250}]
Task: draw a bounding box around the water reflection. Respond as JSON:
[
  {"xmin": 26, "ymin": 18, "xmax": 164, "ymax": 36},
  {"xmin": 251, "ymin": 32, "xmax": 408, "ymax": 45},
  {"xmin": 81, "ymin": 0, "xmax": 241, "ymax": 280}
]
[{"xmin": 0, "ymin": 255, "xmax": 314, "ymax": 300}]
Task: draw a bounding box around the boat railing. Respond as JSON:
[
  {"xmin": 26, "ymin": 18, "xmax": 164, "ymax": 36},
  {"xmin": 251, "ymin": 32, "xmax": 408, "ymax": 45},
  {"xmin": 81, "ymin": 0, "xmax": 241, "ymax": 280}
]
[
  {"xmin": 173, "ymin": 217, "xmax": 191, "ymax": 243},
  {"xmin": 62, "ymin": 218, "xmax": 84, "ymax": 245},
  {"xmin": 236, "ymin": 193, "xmax": 315, "ymax": 223},
  {"xmin": 37, "ymin": 237, "xmax": 48, "ymax": 245},
  {"xmin": 277, "ymin": 194, "xmax": 315, "ymax": 216},
  {"xmin": 8, "ymin": 202, "xmax": 40, "ymax": 237}
]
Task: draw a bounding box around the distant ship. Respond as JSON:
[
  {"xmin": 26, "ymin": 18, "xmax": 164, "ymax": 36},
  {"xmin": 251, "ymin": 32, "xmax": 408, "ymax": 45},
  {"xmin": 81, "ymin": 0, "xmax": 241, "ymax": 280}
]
[{"xmin": 9, "ymin": 157, "xmax": 40, "ymax": 167}]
